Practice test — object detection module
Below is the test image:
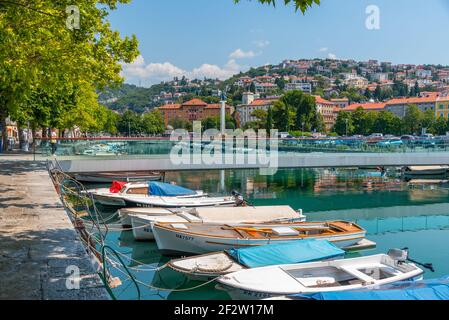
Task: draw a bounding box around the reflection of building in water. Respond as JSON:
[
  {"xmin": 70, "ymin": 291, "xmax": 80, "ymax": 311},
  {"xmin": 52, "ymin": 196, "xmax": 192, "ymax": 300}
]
[
  {"xmin": 313, "ymin": 169, "xmax": 404, "ymax": 193},
  {"xmin": 408, "ymin": 189, "xmax": 449, "ymax": 202}
]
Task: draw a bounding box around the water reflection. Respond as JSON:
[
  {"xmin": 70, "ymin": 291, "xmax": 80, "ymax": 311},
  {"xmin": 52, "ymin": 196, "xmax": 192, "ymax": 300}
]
[{"xmin": 95, "ymin": 168, "xmax": 449, "ymax": 300}]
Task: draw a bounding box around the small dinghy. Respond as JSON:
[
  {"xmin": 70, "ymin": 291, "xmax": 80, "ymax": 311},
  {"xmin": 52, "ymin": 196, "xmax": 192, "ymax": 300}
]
[
  {"xmin": 152, "ymin": 220, "xmax": 366, "ymax": 255},
  {"xmin": 87, "ymin": 181, "xmax": 239, "ymax": 208},
  {"xmin": 216, "ymin": 249, "xmax": 424, "ymax": 300},
  {"xmin": 129, "ymin": 206, "xmax": 306, "ymax": 240},
  {"xmin": 168, "ymin": 239, "xmax": 345, "ymax": 281},
  {"xmin": 73, "ymin": 171, "xmax": 163, "ymax": 183}
]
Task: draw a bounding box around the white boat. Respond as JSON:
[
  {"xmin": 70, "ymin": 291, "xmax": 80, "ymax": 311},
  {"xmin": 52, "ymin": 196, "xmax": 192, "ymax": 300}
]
[
  {"xmin": 118, "ymin": 207, "xmax": 178, "ymax": 227},
  {"xmin": 168, "ymin": 239, "xmax": 344, "ymax": 281},
  {"xmin": 152, "ymin": 220, "xmax": 366, "ymax": 255},
  {"xmin": 73, "ymin": 171, "xmax": 162, "ymax": 183},
  {"xmin": 403, "ymin": 165, "xmax": 449, "ymax": 176},
  {"xmin": 129, "ymin": 206, "xmax": 306, "ymax": 240},
  {"xmin": 87, "ymin": 181, "xmax": 239, "ymax": 208},
  {"xmin": 216, "ymin": 251, "xmax": 424, "ymax": 300}
]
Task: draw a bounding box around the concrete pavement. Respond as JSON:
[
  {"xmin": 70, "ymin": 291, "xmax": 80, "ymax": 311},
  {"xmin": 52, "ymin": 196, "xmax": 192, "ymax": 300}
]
[{"xmin": 0, "ymin": 158, "xmax": 110, "ymax": 300}]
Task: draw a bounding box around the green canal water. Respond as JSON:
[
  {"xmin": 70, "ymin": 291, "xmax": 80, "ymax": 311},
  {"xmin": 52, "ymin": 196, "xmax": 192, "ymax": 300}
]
[{"xmin": 97, "ymin": 168, "xmax": 449, "ymax": 300}]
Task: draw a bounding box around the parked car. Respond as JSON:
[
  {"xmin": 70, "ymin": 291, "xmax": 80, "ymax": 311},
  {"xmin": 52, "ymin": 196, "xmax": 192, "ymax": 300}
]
[{"xmin": 400, "ymin": 135, "xmax": 415, "ymax": 141}]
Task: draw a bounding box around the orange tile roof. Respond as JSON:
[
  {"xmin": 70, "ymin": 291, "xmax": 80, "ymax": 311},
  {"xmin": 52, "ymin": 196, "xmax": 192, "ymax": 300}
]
[
  {"xmin": 314, "ymin": 96, "xmax": 333, "ymax": 105},
  {"xmin": 158, "ymin": 103, "xmax": 181, "ymax": 110},
  {"xmin": 249, "ymin": 98, "xmax": 278, "ymax": 106},
  {"xmin": 386, "ymin": 96, "xmax": 438, "ymax": 105},
  {"xmin": 343, "ymin": 102, "xmax": 386, "ymax": 112},
  {"xmin": 182, "ymin": 98, "xmax": 208, "ymax": 106}
]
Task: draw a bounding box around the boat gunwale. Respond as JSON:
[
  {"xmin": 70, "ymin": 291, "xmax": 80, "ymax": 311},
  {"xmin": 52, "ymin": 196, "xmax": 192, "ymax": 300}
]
[{"xmin": 153, "ymin": 221, "xmax": 366, "ymax": 241}]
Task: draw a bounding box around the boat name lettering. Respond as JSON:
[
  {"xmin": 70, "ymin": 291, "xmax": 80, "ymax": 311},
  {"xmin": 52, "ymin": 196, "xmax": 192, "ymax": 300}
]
[{"xmin": 175, "ymin": 234, "xmax": 194, "ymax": 241}]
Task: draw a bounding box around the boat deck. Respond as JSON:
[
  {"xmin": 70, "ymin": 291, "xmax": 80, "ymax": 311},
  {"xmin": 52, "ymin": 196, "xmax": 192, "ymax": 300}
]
[{"xmin": 157, "ymin": 220, "xmax": 364, "ymax": 240}]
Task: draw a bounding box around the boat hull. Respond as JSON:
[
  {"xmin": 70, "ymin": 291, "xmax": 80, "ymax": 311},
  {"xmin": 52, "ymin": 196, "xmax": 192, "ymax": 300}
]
[
  {"xmin": 153, "ymin": 224, "xmax": 366, "ymax": 256},
  {"xmin": 122, "ymin": 198, "xmax": 237, "ymax": 208},
  {"xmin": 217, "ymin": 274, "xmax": 424, "ymax": 300}
]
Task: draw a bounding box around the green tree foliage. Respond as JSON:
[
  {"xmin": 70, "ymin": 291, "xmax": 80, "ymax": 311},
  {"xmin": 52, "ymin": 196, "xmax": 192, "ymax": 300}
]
[
  {"xmin": 236, "ymin": 0, "xmax": 320, "ymax": 13},
  {"xmin": 0, "ymin": 0, "xmax": 139, "ymax": 148},
  {"xmin": 333, "ymin": 111, "xmax": 354, "ymax": 136},
  {"xmin": 117, "ymin": 110, "xmax": 143, "ymax": 136},
  {"xmin": 402, "ymin": 105, "xmax": 423, "ymax": 135},
  {"xmin": 142, "ymin": 109, "xmax": 165, "ymax": 135},
  {"xmin": 202, "ymin": 115, "xmax": 236, "ymax": 130}
]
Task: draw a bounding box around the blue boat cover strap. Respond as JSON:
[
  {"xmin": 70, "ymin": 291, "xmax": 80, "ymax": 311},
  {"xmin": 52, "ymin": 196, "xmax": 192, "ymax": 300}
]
[
  {"xmin": 293, "ymin": 276, "xmax": 449, "ymax": 300},
  {"xmin": 148, "ymin": 182, "xmax": 196, "ymax": 196},
  {"xmin": 227, "ymin": 239, "xmax": 345, "ymax": 268}
]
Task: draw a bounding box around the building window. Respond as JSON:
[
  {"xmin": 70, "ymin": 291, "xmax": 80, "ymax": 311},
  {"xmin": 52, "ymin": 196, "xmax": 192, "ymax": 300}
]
[
  {"xmin": 440, "ymin": 105, "xmax": 444, "ymax": 110},
  {"xmin": 440, "ymin": 113, "xmax": 444, "ymax": 118}
]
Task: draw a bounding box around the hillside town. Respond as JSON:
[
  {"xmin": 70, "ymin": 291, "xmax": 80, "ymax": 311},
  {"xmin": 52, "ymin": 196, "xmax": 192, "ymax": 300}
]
[
  {"xmin": 151, "ymin": 58, "xmax": 449, "ymax": 135},
  {"xmin": 4, "ymin": 58, "xmax": 449, "ymax": 148}
]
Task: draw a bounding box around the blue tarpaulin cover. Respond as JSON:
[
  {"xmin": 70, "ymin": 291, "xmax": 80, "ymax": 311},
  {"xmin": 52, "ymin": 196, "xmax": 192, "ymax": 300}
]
[
  {"xmin": 227, "ymin": 239, "xmax": 345, "ymax": 268},
  {"xmin": 148, "ymin": 182, "xmax": 196, "ymax": 197},
  {"xmin": 293, "ymin": 276, "xmax": 449, "ymax": 300}
]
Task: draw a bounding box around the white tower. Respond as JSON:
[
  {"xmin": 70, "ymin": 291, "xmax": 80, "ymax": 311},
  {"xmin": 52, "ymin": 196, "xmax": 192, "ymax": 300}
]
[{"xmin": 220, "ymin": 91, "xmax": 226, "ymax": 135}]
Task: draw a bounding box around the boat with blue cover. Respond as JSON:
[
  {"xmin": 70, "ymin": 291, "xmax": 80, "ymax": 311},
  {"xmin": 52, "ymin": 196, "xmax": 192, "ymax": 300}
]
[
  {"xmin": 284, "ymin": 276, "xmax": 449, "ymax": 300},
  {"xmin": 87, "ymin": 181, "xmax": 240, "ymax": 208},
  {"xmin": 168, "ymin": 239, "xmax": 345, "ymax": 281}
]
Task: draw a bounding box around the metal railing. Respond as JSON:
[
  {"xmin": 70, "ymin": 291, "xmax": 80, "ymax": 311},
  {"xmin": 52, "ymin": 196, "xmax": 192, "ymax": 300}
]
[{"xmin": 34, "ymin": 136, "xmax": 449, "ymax": 160}]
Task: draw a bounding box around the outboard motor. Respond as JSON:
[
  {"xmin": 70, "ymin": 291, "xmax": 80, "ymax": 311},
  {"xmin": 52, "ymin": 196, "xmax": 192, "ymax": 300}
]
[{"xmin": 388, "ymin": 248, "xmax": 409, "ymax": 264}]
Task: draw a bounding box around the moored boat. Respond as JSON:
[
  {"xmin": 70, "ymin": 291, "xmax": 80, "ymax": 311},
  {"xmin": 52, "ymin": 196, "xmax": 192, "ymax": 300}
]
[
  {"xmin": 152, "ymin": 220, "xmax": 366, "ymax": 255},
  {"xmin": 129, "ymin": 206, "xmax": 306, "ymax": 240},
  {"xmin": 403, "ymin": 165, "xmax": 449, "ymax": 176},
  {"xmin": 87, "ymin": 181, "xmax": 240, "ymax": 208},
  {"xmin": 168, "ymin": 239, "xmax": 345, "ymax": 281},
  {"xmin": 283, "ymin": 276, "xmax": 449, "ymax": 300},
  {"xmin": 216, "ymin": 250, "xmax": 424, "ymax": 300},
  {"xmin": 73, "ymin": 171, "xmax": 163, "ymax": 183}
]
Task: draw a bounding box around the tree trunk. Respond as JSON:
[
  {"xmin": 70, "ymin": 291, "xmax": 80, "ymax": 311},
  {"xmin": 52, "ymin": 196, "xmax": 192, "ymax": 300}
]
[
  {"xmin": 30, "ymin": 124, "xmax": 37, "ymax": 148},
  {"xmin": 1, "ymin": 115, "xmax": 7, "ymax": 152},
  {"xmin": 17, "ymin": 122, "xmax": 24, "ymax": 149}
]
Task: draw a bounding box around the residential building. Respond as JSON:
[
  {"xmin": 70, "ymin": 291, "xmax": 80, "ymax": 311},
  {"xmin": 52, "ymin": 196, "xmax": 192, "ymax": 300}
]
[
  {"xmin": 330, "ymin": 98, "xmax": 349, "ymax": 109},
  {"xmin": 241, "ymin": 92, "xmax": 259, "ymax": 105},
  {"xmin": 342, "ymin": 76, "xmax": 369, "ymax": 89},
  {"xmin": 285, "ymin": 82, "xmax": 312, "ymax": 93},
  {"xmin": 254, "ymin": 82, "xmax": 277, "ymax": 93},
  {"xmin": 385, "ymin": 95, "xmax": 438, "ymax": 118},
  {"xmin": 341, "ymin": 102, "xmax": 386, "ymax": 113},
  {"xmin": 158, "ymin": 98, "xmax": 231, "ymax": 127},
  {"xmin": 371, "ymin": 73, "xmax": 389, "ymax": 82},
  {"xmin": 237, "ymin": 98, "xmax": 277, "ymax": 127},
  {"xmin": 416, "ymin": 68, "xmax": 432, "ymax": 79},
  {"xmin": 314, "ymin": 96, "xmax": 336, "ymax": 131},
  {"xmin": 435, "ymin": 96, "xmax": 449, "ymax": 119}
]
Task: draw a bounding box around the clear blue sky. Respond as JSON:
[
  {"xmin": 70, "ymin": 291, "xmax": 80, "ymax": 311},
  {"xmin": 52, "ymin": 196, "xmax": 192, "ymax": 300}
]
[{"xmin": 107, "ymin": 0, "xmax": 449, "ymax": 86}]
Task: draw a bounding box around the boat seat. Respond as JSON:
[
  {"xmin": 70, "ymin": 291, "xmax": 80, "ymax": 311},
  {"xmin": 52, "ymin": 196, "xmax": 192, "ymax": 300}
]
[{"xmin": 339, "ymin": 266, "xmax": 375, "ymax": 284}]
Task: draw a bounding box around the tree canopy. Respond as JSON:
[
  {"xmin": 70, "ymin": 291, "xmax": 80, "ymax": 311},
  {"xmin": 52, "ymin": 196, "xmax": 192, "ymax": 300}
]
[
  {"xmin": 0, "ymin": 0, "xmax": 139, "ymax": 148},
  {"xmin": 235, "ymin": 0, "xmax": 320, "ymax": 13}
]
